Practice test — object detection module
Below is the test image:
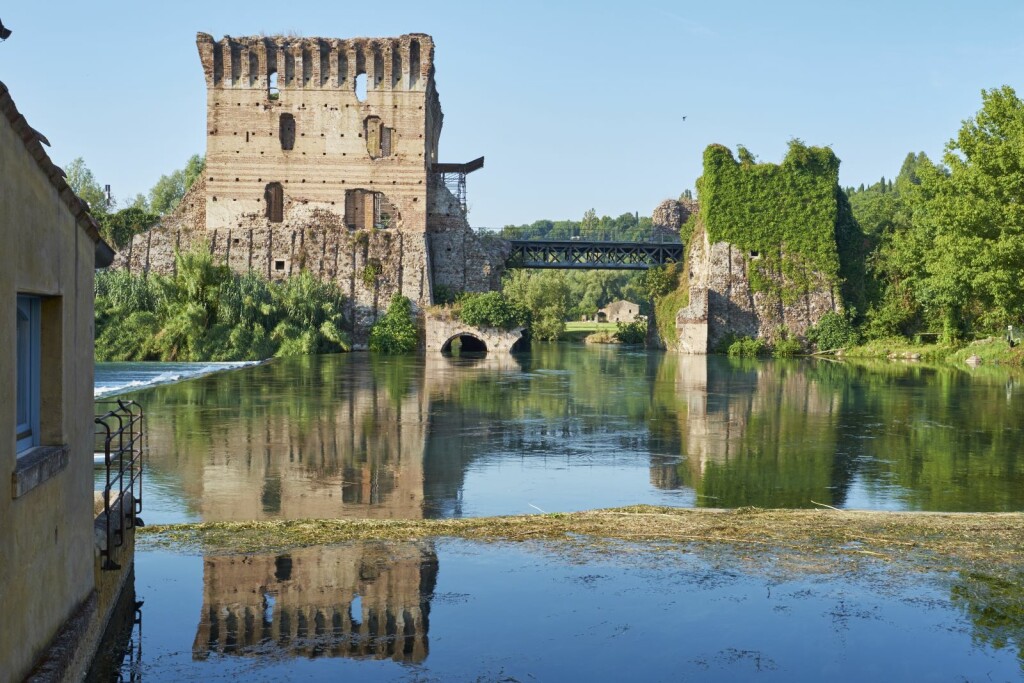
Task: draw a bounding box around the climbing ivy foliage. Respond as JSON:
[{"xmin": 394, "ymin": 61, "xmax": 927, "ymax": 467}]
[{"xmin": 699, "ymin": 141, "xmax": 863, "ymax": 308}]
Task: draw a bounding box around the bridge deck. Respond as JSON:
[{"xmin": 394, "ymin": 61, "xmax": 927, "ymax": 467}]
[{"xmin": 506, "ymin": 239, "xmax": 683, "ymax": 270}]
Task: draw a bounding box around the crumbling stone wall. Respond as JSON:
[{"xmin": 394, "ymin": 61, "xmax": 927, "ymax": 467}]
[
  {"xmin": 675, "ymin": 217, "xmax": 839, "ymax": 353},
  {"xmin": 112, "ymin": 32, "xmax": 507, "ymax": 346},
  {"xmin": 651, "ymin": 198, "xmax": 696, "ymax": 240},
  {"xmin": 427, "ymin": 174, "xmax": 508, "ymax": 295}
]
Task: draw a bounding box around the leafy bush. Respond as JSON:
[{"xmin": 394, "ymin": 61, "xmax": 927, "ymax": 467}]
[
  {"xmin": 94, "ymin": 248, "xmax": 350, "ymax": 361},
  {"xmin": 433, "ymin": 285, "xmax": 460, "ymax": 305},
  {"xmin": 807, "ymin": 311, "xmax": 859, "ymax": 351},
  {"xmin": 773, "ymin": 336, "xmax": 803, "ymax": 357},
  {"xmin": 361, "ymin": 260, "xmax": 382, "ymax": 287},
  {"xmin": 614, "ymin": 319, "xmax": 647, "ymax": 344},
  {"xmin": 719, "ymin": 334, "xmax": 767, "ymax": 357},
  {"xmin": 457, "ymin": 292, "xmax": 529, "ymax": 330},
  {"xmin": 368, "ymin": 295, "xmax": 418, "ymax": 354},
  {"xmin": 97, "ymin": 207, "xmax": 160, "ymax": 248},
  {"xmin": 641, "ymin": 265, "xmax": 678, "ymax": 299}
]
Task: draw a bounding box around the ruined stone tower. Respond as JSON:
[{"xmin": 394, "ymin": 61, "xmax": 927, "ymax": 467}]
[
  {"xmin": 115, "ymin": 33, "xmax": 506, "ymax": 345},
  {"xmin": 198, "ymin": 33, "xmax": 438, "ymax": 245}
]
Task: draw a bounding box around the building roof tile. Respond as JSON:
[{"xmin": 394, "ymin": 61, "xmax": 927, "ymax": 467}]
[{"xmin": 0, "ymin": 79, "xmax": 115, "ymax": 267}]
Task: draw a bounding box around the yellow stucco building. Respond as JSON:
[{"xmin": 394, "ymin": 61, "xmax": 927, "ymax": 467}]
[{"xmin": 0, "ymin": 79, "xmax": 135, "ymax": 682}]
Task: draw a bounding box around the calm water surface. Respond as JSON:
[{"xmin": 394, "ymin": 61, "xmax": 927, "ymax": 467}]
[
  {"xmin": 95, "ymin": 542, "xmax": 1023, "ymax": 681},
  {"xmin": 92, "ymin": 347, "xmax": 1024, "ymax": 679},
  {"xmin": 100, "ymin": 345, "xmax": 1024, "ymax": 524}
]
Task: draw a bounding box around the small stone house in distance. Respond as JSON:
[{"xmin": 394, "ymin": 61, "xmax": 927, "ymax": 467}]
[
  {"xmin": 597, "ymin": 300, "xmax": 641, "ymax": 323},
  {"xmin": 0, "ymin": 80, "xmax": 134, "ymax": 682}
]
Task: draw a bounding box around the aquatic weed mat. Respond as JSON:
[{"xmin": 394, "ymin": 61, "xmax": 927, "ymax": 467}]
[{"xmin": 139, "ymin": 505, "xmax": 1024, "ymax": 576}]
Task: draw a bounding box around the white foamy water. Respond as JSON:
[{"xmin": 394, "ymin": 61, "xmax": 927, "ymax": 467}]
[{"xmin": 94, "ymin": 361, "xmax": 261, "ymax": 399}]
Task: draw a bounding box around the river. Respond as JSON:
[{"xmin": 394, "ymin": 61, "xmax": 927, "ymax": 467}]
[
  {"xmin": 98, "ymin": 345, "xmax": 1024, "ymax": 525},
  {"xmin": 91, "ymin": 346, "xmax": 1024, "ymax": 681}
]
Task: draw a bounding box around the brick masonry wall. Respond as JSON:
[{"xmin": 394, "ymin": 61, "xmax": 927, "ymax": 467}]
[{"xmin": 110, "ymin": 33, "xmax": 509, "ymax": 346}]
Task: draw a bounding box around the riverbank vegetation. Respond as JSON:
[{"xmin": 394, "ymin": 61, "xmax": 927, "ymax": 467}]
[
  {"xmin": 368, "ymin": 295, "xmax": 418, "ymax": 354},
  {"xmin": 94, "ymin": 249, "xmax": 349, "ymax": 361}
]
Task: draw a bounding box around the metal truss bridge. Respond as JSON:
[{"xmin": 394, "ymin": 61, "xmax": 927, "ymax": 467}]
[{"xmin": 504, "ymin": 238, "xmax": 683, "ymax": 270}]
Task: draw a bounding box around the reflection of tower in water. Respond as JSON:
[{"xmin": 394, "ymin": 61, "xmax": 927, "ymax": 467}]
[
  {"xmin": 144, "ymin": 357, "xmax": 430, "ymax": 522},
  {"xmin": 659, "ymin": 356, "xmax": 853, "ymax": 508},
  {"xmin": 193, "ymin": 541, "xmax": 438, "ymax": 663}
]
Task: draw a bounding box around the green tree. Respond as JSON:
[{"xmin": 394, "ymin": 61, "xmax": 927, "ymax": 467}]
[
  {"xmin": 369, "ymin": 295, "xmax": 418, "ymax": 354},
  {"xmin": 458, "ymin": 291, "xmax": 529, "ymax": 329},
  {"xmin": 931, "ymin": 86, "xmax": 1024, "ymax": 332},
  {"xmin": 65, "ymin": 157, "xmax": 111, "ymax": 214},
  {"xmin": 149, "ymin": 154, "xmax": 205, "ymax": 215},
  {"xmin": 581, "ymin": 208, "xmax": 598, "ymax": 237},
  {"xmin": 97, "ymin": 206, "xmax": 160, "ymax": 248},
  {"xmin": 502, "ymin": 270, "xmax": 571, "ymax": 340}
]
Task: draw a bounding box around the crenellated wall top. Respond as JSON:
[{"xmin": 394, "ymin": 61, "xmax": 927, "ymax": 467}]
[{"xmin": 196, "ymin": 32, "xmax": 435, "ymax": 92}]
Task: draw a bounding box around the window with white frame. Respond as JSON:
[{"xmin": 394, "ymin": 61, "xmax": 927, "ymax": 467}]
[{"xmin": 16, "ymin": 295, "xmax": 40, "ymax": 454}]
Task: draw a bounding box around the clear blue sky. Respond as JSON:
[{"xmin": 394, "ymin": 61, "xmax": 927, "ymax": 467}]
[{"xmin": 2, "ymin": 1, "xmax": 1021, "ymax": 227}]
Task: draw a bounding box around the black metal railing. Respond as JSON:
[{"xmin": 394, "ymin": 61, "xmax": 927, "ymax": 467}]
[{"xmin": 95, "ymin": 400, "xmax": 145, "ymax": 571}]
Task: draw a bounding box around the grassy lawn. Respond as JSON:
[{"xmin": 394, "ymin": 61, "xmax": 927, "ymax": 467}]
[{"xmin": 564, "ymin": 321, "xmax": 620, "ymax": 333}]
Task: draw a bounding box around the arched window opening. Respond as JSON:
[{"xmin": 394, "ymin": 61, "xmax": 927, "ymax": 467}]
[
  {"xmin": 279, "ymin": 113, "xmax": 296, "ymax": 151},
  {"xmin": 268, "ymin": 70, "xmax": 279, "ymax": 100},
  {"xmin": 354, "ymin": 72, "xmax": 367, "ymax": 102},
  {"xmin": 265, "ymin": 182, "xmax": 284, "ymax": 223},
  {"xmin": 354, "ymin": 46, "xmax": 366, "ymax": 98}
]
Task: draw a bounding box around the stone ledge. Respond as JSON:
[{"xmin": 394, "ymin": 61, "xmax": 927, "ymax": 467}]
[
  {"xmin": 25, "ymin": 591, "xmax": 97, "ymax": 683},
  {"xmin": 12, "ymin": 444, "xmax": 70, "ymax": 499}
]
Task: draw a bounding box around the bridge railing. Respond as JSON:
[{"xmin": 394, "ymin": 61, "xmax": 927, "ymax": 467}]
[{"xmin": 472, "ymin": 227, "xmax": 682, "ymax": 244}]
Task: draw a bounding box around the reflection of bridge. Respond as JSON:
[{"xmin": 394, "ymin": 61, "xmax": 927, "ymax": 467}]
[{"xmin": 506, "ymin": 239, "xmax": 684, "ymax": 270}]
